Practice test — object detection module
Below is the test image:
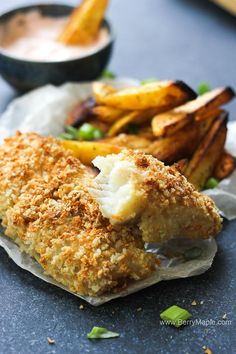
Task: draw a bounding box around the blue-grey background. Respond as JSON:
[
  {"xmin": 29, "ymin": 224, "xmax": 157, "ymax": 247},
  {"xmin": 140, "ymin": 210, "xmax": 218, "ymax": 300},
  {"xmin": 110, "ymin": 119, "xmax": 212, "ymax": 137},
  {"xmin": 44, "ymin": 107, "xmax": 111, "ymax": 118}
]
[{"xmin": 0, "ymin": 1, "xmax": 235, "ymax": 353}]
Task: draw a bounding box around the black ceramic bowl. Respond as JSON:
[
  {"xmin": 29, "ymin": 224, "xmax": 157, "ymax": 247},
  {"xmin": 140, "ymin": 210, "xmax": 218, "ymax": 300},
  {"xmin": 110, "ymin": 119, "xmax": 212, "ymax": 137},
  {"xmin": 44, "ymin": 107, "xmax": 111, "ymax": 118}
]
[{"xmin": 0, "ymin": 4, "xmax": 114, "ymax": 92}]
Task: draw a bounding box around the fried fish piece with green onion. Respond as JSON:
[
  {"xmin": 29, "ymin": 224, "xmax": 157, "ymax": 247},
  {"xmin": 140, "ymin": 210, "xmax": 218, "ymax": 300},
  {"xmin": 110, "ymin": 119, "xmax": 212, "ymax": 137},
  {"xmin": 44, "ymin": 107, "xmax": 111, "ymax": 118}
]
[{"xmin": 90, "ymin": 150, "xmax": 222, "ymax": 243}]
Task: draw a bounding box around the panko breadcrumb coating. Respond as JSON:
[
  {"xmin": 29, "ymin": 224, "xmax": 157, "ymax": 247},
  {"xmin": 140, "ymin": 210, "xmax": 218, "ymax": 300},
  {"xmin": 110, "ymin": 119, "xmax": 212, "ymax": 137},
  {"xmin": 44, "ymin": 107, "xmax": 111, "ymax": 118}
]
[
  {"xmin": 91, "ymin": 151, "xmax": 222, "ymax": 243},
  {"xmin": 0, "ymin": 132, "xmax": 157, "ymax": 296}
]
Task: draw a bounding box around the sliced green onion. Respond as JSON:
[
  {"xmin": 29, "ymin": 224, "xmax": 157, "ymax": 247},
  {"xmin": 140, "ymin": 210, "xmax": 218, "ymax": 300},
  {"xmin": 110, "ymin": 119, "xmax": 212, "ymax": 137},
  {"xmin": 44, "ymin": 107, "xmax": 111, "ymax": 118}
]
[
  {"xmin": 197, "ymin": 82, "xmax": 211, "ymax": 95},
  {"xmin": 78, "ymin": 123, "xmax": 104, "ymax": 141},
  {"xmin": 101, "ymin": 69, "xmax": 116, "ymax": 79},
  {"xmin": 184, "ymin": 247, "xmax": 202, "ymax": 260},
  {"xmin": 140, "ymin": 78, "xmax": 158, "ymax": 85},
  {"xmin": 58, "ymin": 133, "xmax": 74, "ymax": 140},
  {"xmin": 204, "ymin": 177, "xmax": 219, "ymax": 189},
  {"xmin": 87, "ymin": 327, "xmax": 120, "ymax": 339},
  {"xmin": 160, "ymin": 305, "xmax": 192, "ymax": 328},
  {"xmin": 65, "ymin": 125, "xmax": 79, "ymax": 139}
]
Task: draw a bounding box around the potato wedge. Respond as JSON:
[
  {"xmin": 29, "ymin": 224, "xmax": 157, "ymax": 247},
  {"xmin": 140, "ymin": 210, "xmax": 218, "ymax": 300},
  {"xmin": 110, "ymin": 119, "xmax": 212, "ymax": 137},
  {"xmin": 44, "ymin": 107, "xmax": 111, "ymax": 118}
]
[
  {"xmin": 152, "ymin": 87, "xmax": 234, "ymax": 137},
  {"xmin": 146, "ymin": 109, "xmax": 221, "ymax": 163},
  {"xmin": 92, "ymin": 82, "xmax": 117, "ymax": 104},
  {"xmin": 61, "ymin": 140, "xmax": 121, "ymax": 165},
  {"xmin": 96, "ymin": 80, "xmax": 196, "ymax": 110},
  {"xmin": 151, "ymin": 111, "xmax": 194, "ymax": 138},
  {"xmin": 184, "ymin": 112, "xmax": 228, "ymax": 190},
  {"xmin": 107, "ymin": 112, "xmax": 141, "ymax": 137},
  {"xmin": 92, "ymin": 105, "xmax": 126, "ymax": 123},
  {"xmin": 102, "ymin": 108, "xmax": 221, "ymax": 163},
  {"xmin": 107, "ymin": 108, "xmax": 157, "ymax": 137},
  {"xmin": 198, "ymin": 108, "xmax": 222, "ymax": 136},
  {"xmin": 213, "ymin": 151, "xmax": 235, "ymax": 180},
  {"xmin": 178, "ymin": 87, "xmax": 235, "ymax": 119},
  {"xmin": 147, "ymin": 122, "xmax": 201, "ymax": 164},
  {"xmin": 58, "ymin": 0, "xmax": 109, "ymax": 45},
  {"xmin": 102, "ymin": 134, "xmax": 152, "ymax": 150}
]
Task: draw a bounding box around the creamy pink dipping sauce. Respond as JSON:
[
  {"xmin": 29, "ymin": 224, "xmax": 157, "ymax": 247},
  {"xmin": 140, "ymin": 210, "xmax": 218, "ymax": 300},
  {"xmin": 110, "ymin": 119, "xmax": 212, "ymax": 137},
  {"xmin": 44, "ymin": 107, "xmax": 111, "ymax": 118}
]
[{"xmin": 0, "ymin": 10, "xmax": 110, "ymax": 62}]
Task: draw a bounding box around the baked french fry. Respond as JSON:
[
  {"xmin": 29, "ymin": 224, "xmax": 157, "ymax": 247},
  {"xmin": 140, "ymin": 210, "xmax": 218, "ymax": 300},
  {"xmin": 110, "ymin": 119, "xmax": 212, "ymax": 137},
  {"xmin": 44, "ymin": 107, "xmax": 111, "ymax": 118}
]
[
  {"xmin": 61, "ymin": 140, "xmax": 121, "ymax": 165},
  {"xmin": 184, "ymin": 112, "xmax": 228, "ymax": 190},
  {"xmin": 179, "ymin": 87, "xmax": 235, "ymax": 119},
  {"xmin": 102, "ymin": 134, "xmax": 152, "ymax": 150},
  {"xmin": 148, "ymin": 109, "xmax": 221, "ymax": 164},
  {"xmin": 92, "ymin": 82, "xmax": 117, "ymax": 104},
  {"xmin": 107, "ymin": 112, "xmax": 141, "ymax": 137},
  {"xmin": 96, "ymin": 80, "xmax": 196, "ymax": 110},
  {"xmin": 213, "ymin": 151, "xmax": 235, "ymax": 180},
  {"xmin": 58, "ymin": 0, "xmax": 109, "ymax": 45},
  {"xmin": 152, "ymin": 87, "xmax": 234, "ymax": 137},
  {"xmin": 92, "ymin": 105, "xmax": 126, "ymax": 123},
  {"xmin": 198, "ymin": 108, "xmax": 222, "ymax": 136},
  {"xmin": 107, "ymin": 109, "xmax": 157, "ymax": 137},
  {"xmin": 147, "ymin": 122, "xmax": 201, "ymax": 164},
  {"xmin": 151, "ymin": 111, "xmax": 194, "ymax": 138}
]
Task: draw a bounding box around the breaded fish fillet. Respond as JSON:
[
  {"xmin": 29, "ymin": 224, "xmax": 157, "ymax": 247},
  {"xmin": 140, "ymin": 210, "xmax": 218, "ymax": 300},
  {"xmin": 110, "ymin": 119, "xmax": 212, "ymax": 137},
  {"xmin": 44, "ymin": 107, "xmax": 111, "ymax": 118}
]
[
  {"xmin": 0, "ymin": 133, "xmax": 157, "ymax": 296},
  {"xmin": 90, "ymin": 151, "xmax": 222, "ymax": 243}
]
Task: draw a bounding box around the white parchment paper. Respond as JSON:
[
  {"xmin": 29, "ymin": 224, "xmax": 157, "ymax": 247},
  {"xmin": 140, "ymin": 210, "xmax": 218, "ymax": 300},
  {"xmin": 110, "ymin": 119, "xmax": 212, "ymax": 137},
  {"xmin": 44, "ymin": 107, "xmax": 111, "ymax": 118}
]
[{"xmin": 0, "ymin": 79, "xmax": 235, "ymax": 305}]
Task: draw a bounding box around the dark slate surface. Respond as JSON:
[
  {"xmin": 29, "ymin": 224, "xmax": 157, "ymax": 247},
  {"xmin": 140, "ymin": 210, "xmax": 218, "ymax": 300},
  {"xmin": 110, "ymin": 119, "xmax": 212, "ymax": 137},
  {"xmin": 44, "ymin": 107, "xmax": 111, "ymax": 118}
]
[{"xmin": 0, "ymin": 1, "xmax": 236, "ymax": 353}]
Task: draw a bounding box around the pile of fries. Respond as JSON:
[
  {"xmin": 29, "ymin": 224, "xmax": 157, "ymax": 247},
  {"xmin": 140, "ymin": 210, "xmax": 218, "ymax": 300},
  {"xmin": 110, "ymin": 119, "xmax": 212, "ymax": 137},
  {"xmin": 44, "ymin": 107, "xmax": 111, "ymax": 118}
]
[
  {"xmin": 57, "ymin": 0, "xmax": 235, "ymax": 190},
  {"xmin": 62, "ymin": 80, "xmax": 235, "ymax": 190}
]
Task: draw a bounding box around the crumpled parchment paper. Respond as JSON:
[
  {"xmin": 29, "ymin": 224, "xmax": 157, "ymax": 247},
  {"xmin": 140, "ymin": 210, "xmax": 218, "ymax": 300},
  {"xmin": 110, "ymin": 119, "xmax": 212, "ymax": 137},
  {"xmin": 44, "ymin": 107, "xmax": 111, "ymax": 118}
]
[{"xmin": 0, "ymin": 79, "xmax": 235, "ymax": 305}]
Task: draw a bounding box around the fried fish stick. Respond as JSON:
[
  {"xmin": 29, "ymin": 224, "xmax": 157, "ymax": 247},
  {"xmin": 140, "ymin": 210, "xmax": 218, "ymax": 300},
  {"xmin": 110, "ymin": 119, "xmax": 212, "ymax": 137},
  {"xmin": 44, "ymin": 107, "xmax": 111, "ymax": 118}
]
[
  {"xmin": 0, "ymin": 133, "xmax": 157, "ymax": 296},
  {"xmin": 90, "ymin": 151, "xmax": 222, "ymax": 243}
]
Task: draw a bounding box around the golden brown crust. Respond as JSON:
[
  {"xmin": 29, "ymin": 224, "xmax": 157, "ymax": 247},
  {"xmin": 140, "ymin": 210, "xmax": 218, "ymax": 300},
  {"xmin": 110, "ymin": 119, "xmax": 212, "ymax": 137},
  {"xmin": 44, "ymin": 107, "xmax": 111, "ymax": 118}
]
[
  {"xmin": 91, "ymin": 149, "xmax": 222, "ymax": 243},
  {"xmin": 0, "ymin": 133, "xmax": 157, "ymax": 296},
  {"xmin": 121, "ymin": 150, "xmax": 222, "ymax": 242}
]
